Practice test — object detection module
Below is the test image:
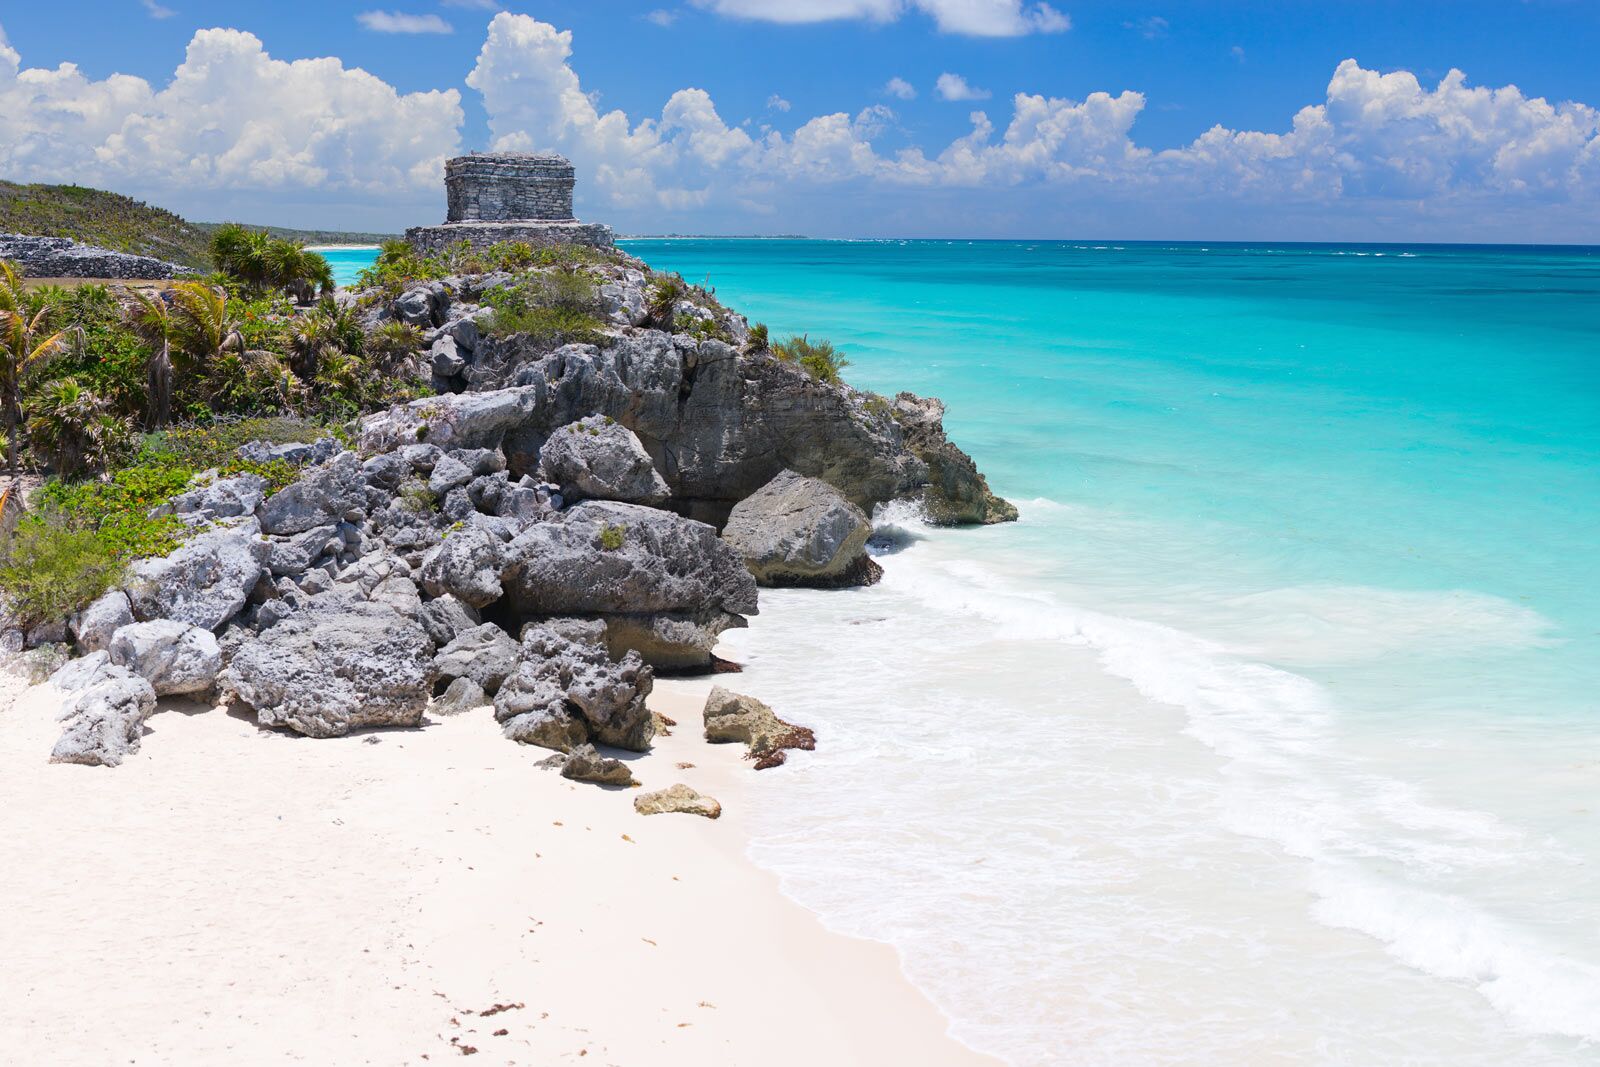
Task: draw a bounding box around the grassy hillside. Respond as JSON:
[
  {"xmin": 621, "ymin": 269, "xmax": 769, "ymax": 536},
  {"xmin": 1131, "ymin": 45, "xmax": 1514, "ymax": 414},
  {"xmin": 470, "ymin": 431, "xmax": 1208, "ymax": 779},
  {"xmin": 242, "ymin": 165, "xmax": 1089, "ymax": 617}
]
[
  {"xmin": 0, "ymin": 181, "xmax": 213, "ymax": 268},
  {"xmin": 0, "ymin": 181, "xmax": 399, "ymax": 270}
]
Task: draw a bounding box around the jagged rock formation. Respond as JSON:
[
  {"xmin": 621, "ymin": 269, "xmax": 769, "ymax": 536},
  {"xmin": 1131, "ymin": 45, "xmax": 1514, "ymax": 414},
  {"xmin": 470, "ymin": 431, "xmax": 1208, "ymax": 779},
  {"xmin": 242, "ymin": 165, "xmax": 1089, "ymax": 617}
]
[
  {"xmin": 721, "ymin": 469, "xmax": 881, "ymax": 587},
  {"xmin": 405, "ymin": 153, "xmax": 614, "ymax": 253},
  {"xmin": 702, "ymin": 685, "xmax": 816, "ymax": 770},
  {"xmin": 0, "ymin": 233, "xmax": 196, "ymax": 280},
  {"xmin": 892, "ymin": 393, "xmax": 1019, "ymax": 525}
]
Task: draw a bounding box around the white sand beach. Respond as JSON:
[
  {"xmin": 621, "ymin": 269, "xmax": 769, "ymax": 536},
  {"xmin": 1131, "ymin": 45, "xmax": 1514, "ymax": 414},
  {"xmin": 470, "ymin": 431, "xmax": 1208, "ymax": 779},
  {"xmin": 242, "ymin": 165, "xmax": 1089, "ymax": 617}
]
[{"xmin": 0, "ymin": 669, "xmax": 995, "ymax": 1066}]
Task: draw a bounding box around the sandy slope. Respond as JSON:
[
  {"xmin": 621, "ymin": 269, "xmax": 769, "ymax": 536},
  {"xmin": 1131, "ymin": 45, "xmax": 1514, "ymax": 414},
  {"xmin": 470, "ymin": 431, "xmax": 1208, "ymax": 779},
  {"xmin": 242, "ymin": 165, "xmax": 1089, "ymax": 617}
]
[{"xmin": 0, "ymin": 671, "xmax": 996, "ymax": 1066}]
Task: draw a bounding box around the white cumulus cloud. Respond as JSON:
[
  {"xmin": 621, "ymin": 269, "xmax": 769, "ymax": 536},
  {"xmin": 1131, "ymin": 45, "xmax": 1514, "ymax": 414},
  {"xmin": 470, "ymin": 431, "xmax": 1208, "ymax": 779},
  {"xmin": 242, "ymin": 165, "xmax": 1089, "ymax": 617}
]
[
  {"xmin": 0, "ymin": 23, "xmax": 462, "ymax": 211},
  {"xmin": 356, "ymin": 11, "xmax": 454, "ymax": 34},
  {"xmin": 884, "ymin": 76, "xmax": 916, "ymax": 100},
  {"xmin": 936, "ymin": 73, "xmax": 990, "ymax": 101},
  {"xmin": 692, "ymin": 0, "xmax": 1069, "ymax": 36},
  {"xmin": 767, "ymin": 93, "xmax": 791, "ymax": 112}
]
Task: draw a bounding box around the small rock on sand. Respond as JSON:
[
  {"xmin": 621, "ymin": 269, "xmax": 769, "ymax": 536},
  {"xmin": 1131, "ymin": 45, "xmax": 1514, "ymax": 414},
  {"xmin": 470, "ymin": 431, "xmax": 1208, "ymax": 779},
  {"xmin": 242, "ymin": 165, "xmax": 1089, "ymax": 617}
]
[{"xmin": 634, "ymin": 784, "xmax": 721, "ymax": 819}]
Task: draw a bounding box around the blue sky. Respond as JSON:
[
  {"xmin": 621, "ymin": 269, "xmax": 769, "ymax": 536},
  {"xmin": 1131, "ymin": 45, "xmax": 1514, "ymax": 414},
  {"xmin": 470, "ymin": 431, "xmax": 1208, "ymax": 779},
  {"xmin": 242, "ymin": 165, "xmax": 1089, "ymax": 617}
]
[{"xmin": 1, "ymin": 1, "xmax": 1597, "ymax": 240}]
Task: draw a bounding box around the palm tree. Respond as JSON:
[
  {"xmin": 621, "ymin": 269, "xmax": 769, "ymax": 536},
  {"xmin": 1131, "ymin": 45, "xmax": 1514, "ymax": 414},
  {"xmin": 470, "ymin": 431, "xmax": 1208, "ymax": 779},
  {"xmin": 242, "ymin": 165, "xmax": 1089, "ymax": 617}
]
[
  {"xmin": 289, "ymin": 298, "xmax": 363, "ymax": 382},
  {"xmin": 0, "ymin": 261, "xmax": 69, "ymax": 473},
  {"xmin": 126, "ymin": 290, "xmax": 176, "ymax": 429},
  {"xmin": 25, "ymin": 377, "xmax": 124, "ymax": 477},
  {"xmin": 169, "ymin": 281, "xmax": 245, "ymax": 374},
  {"xmin": 209, "ymin": 224, "xmax": 275, "ymax": 292}
]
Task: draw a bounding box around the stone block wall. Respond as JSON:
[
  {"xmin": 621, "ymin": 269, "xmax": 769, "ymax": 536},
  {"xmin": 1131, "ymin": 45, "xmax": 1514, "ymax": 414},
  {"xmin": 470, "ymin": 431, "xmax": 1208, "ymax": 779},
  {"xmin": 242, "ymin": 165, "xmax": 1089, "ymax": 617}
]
[{"xmin": 446, "ymin": 153, "xmax": 576, "ymax": 223}]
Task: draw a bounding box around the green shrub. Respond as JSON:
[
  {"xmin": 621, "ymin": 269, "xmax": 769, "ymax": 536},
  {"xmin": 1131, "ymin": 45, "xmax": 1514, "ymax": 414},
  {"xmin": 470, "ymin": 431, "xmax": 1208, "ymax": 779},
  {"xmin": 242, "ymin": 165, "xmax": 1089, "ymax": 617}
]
[
  {"xmin": 482, "ymin": 271, "xmax": 606, "ymax": 346},
  {"xmin": 599, "ymin": 523, "xmax": 626, "ymax": 551},
  {"xmin": 645, "ymin": 276, "xmax": 684, "ymax": 330},
  {"xmin": 744, "ymin": 322, "xmax": 769, "ymax": 353},
  {"xmin": 398, "ymin": 481, "xmax": 437, "ymax": 513},
  {"xmin": 773, "ymin": 334, "xmax": 850, "ymax": 385},
  {"xmin": 0, "ymin": 515, "xmax": 128, "ymax": 627}
]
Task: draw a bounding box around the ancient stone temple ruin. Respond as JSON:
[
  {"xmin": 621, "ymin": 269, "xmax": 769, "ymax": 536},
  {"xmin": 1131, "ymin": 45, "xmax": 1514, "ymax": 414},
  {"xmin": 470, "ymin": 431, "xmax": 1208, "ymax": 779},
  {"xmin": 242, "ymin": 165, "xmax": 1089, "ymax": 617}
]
[{"xmin": 405, "ymin": 152, "xmax": 614, "ymax": 254}]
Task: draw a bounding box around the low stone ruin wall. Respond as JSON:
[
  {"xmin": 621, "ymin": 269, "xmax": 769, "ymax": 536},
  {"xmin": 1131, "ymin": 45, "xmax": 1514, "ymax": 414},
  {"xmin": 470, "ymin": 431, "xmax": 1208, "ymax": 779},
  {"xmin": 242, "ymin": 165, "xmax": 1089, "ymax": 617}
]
[
  {"xmin": 405, "ymin": 220, "xmax": 615, "ymax": 255},
  {"xmin": 0, "ymin": 233, "xmax": 195, "ymax": 280}
]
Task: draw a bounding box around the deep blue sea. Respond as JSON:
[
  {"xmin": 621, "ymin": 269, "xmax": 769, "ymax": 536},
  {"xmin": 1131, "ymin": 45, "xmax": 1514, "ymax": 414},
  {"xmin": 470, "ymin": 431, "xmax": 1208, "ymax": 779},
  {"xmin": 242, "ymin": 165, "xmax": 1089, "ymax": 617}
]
[{"xmin": 352, "ymin": 239, "xmax": 1600, "ymax": 1064}]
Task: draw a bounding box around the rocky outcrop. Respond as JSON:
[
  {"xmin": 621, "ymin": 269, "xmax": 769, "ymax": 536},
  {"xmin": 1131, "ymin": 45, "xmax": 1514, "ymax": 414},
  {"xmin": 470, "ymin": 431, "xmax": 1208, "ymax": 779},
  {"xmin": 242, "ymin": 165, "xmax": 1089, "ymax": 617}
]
[
  {"xmin": 419, "ymin": 525, "xmax": 504, "ymax": 608},
  {"xmin": 494, "ymin": 620, "xmax": 654, "ymax": 752},
  {"xmin": 171, "ymin": 472, "xmax": 268, "ymax": 521},
  {"xmin": 360, "ymin": 334, "xmax": 926, "ymax": 525},
  {"xmin": 0, "ymin": 233, "xmax": 195, "ymax": 281},
  {"xmin": 48, "ymin": 653, "xmax": 158, "ymax": 767},
  {"xmin": 225, "ymin": 593, "xmax": 435, "ymax": 738},
  {"xmin": 721, "ymin": 469, "xmax": 881, "ymax": 587},
  {"xmin": 69, "ymin": 590, "xmax": 134, "ymax": 654},
  {"xmin": 499, "ymin": 501, "xmax": 757, "ymax": 668},
  {"xmin": 634, "ymin": 784, "xmax": 722, "ymax": 819},
  {"xmin": 126, "ymin": 519, "xmax": 265, "ymax": 631},
  {"xmin": 433, "ymin": 676, "xmax": 487, "ymax": 715},
  {"xmin": 702, "ymin": 685, "xmax": 816, "ymax": 770},
  {"xmin": 107, "ymin": 620, "xmax": 222, "ymax": 697},
  {"xmin": 259, "ymin": 451, "xmax": 368, "ymax": 535},
  {"xmin": 433, "ymin": 622, "xmax": 520, "ymax": 695},
  {"xmin": 891, "ymin": 393, "xmax": 1018, "ymax": 525},
  {"xmin": 537, "ymin": 415, "xmax": 670, "ymax": 507}
]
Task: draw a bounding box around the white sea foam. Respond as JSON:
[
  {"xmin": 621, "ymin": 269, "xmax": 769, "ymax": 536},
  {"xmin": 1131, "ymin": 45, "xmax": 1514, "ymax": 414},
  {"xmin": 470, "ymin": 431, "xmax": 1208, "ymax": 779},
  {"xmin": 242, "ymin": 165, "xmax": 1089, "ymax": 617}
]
[{"xmin": 721, "ymin": 515, "xmax": 1600, "ymax": 1064}]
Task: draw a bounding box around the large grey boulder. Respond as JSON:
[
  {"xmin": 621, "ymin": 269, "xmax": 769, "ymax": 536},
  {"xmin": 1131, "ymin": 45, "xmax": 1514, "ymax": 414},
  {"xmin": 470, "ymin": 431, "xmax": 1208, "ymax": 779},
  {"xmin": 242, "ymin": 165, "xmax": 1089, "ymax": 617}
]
[
  {"xmin": 126, "ymin": 519, "xmax": 266, "ymax": 631},
  {"xmin": 171, "ymin": 472, "xmax": 268, "ymax": 521},
  {"xmin": 359, "ymin": 386, "xmax": 542, "ymax": 454},
  {"xmin": 48, "ymin": 652, "xmax": 157, "ymax": 767},
  {"xmin": 500, "ymin": 501, "xmax": 758, "ymax": 669},
  {"xmin": 263, "ymin": 523, "xmax": 340, "ymax": 576},
  {"xmin": 420, "ymin": 594, "xmax": 481, "ymax": 648},
  {"xmin": 70, "ymin": 590, "xmax": 134, "ymax": 654},
  {"xmin": 721, "ymin": 469, "xmax": 881, "ymax": 587},
  {"xmin": 891, "ymin": 393, "xmax": 1018, "ymax": 525},
  {"xmin": 225, "ymin": 593, "xmax": 435, "ymax": 738},
  {"xmin": 432, "ymin": 676, "xmax": 487, "ymax": 716},
  {"xmin": 237, "ymin": 438, "xmax": 339, "ymax": 467},
  {"xmin": 419, "ymin": 525, "xmax": 504, "ymax": 608},
  {"xmin": 494, "ymin": 620, "xmax": 654, "ymax": 752},
  {"xmin": 537, "ymin": 416, "xmax": 669, "ymax": 506},
  {"xmin": 107, "ymin": 620, "xmax": 222, "ymax": 697},
  {"xmin": 433, "ymin": 623, "xmax": 520, "ymax": 695},
  {"xmin": 259, "ymin": 452, "xmax": 368, "ymax": 536}
]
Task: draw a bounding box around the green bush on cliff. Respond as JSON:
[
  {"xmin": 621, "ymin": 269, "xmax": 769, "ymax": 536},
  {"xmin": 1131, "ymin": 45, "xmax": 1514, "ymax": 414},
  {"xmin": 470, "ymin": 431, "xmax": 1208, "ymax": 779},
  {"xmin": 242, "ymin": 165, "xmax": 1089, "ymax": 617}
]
[
  {"xmin": 773, "ymin": 334, "xmax": 850, "ymax": 385},
  {"xmin": 482, "ymin": 271, "xmax": 606, "ymax": 347},
  {"xmin": 0, "ymin": 515, "xmax": 129, "ymax": 628},
  {"xmin": 3, "ymin": 417, "xmax": 336, "ymax": 622}
]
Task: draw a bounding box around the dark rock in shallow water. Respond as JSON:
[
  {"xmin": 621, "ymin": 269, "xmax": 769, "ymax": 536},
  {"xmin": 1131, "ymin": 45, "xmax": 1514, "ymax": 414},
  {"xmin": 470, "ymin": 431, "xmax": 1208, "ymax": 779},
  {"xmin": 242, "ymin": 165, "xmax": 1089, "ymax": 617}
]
[
  {"xmin": 702, "ymin": 685, "xmax": 816, "ymax": 770},
  {"xmin": 891, "ymin": 392, "xmax": 1018, "ymax": 525},
  {"xmin": 720, "ymin": 469, "xmax": 881, "ymax": 588}
]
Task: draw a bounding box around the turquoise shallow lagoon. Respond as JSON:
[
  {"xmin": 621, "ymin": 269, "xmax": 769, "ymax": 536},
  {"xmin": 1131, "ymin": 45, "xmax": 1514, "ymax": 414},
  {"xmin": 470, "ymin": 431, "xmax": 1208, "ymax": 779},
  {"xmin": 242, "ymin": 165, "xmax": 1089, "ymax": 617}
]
[{"xmin": 627, "ymin": 239, "xmax": 1600, "ymax": 1065}]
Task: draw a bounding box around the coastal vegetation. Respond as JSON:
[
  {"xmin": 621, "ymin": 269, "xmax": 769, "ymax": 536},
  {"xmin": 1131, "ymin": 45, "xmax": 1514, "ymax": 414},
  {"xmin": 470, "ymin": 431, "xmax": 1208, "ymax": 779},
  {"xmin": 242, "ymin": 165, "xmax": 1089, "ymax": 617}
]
[{"xmin": 1, "ymin": 180, "xmax": 394, "ymax": 272}]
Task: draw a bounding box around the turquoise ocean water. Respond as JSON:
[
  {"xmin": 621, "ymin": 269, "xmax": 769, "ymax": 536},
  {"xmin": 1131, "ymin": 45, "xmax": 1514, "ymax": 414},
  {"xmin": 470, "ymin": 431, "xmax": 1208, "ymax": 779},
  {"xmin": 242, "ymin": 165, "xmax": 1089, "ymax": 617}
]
[
  {"xmin": 316, "ymin": 246, "xmax": 382, "ymax": 288},
  {"xmin": 350, "ymin": 240, "xmax": 1600, "ymax": 1063}
]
